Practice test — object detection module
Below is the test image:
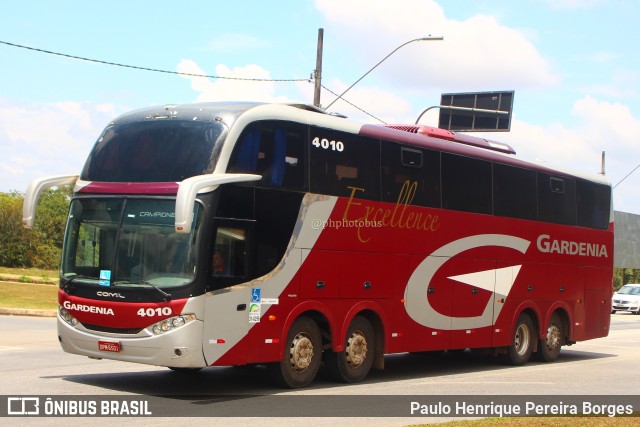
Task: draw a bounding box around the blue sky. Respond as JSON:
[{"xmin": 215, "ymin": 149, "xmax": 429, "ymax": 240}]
[{"xmin": 1, "ymin": 0, "xmax": 640, "ymax": 213}]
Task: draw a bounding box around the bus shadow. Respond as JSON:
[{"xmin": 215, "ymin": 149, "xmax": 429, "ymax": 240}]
[{"xmin": 53, "ymin": 348, "xmax": 616, "ymax": 398}]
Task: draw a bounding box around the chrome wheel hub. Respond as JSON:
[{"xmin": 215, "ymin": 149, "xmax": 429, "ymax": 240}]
[{"xmin": 289, "ymin": 333, "xmax": 314, "ymax": 372}]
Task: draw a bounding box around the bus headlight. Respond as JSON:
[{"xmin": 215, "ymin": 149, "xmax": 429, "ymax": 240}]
[
  {"xmin": 59, "ymin": 306, "xmax": 78, "ymax": 327},
  {"xmin": 147, "ymin": 314, "xmax": 196, "ymax": 336}
]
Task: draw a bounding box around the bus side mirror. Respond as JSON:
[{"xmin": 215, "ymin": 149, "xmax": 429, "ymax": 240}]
[
  {"xmin": 175, "ymin": 173, "xmax": 261, "ymax": 234},
  {"xmin": 22, "ymin": 174, "xmax": 79, "ymax": 228}
]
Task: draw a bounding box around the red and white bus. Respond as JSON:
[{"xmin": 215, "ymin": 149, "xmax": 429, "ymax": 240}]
[{"xmin": 23, "ymin": 102, "xmax": 613, "ymax": 388}]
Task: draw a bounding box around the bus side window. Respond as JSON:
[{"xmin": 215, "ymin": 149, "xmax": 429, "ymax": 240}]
[
  {"xmin": 380, "ymin": 141, "xmax": 440, "ymax": 207},
  {"xmin": 209, "ymin": 225, "xmax": 249, "ymax": 289},
  {"xmin": 442, "ymin": 153, "xmax": 492, "ymax": 214},
  {"xmin": 538, "ymin": 173, "xmax": 576, "ymax": 226},
  {"xmin": 577, "ymin": 180, "xmax": 610, "ymax": 229},
  {"xmin": 493, "ymin": 163, "xmax": 537, "ymax": 221},
  {"xmin": 228, "ymin": 122, "xmax": 307, "ymax": 191},
  {"xmin": 309, "ymin": 129, "xmax": 380, "ymax": 200}
]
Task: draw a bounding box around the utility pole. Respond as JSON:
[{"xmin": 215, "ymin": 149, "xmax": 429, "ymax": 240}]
[{"xmin": 313, "ymin": 28, "xmax": 324, "ymax": 107}]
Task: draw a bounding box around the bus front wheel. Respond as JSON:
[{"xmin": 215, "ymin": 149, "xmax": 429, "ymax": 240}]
[
  {"xmin": 504, "ymin": 313, "xmax": 534, "ymax": 366},
  {"xmin": 268, "ymin": 316, "xmax": 322, "ymax": 388},
  {"xmin": 326, "ymin": 316, "xmax": 375, "ymax": 383}
]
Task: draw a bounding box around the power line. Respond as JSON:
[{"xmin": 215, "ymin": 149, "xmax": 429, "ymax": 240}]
[
  {"xmin": 614, "ymin": 163, "xmax": 640, "ymax": 189},
  {"xmin": 321, "ymin": 84, "xmax": 386, "ymax": 124},
  {"xmin": 0, "ymin": 40, "xmax": 308, "ymax": 82},
  {"xmin": 0, "ymin": 39, "xmax": 387, "ymax": 124}
]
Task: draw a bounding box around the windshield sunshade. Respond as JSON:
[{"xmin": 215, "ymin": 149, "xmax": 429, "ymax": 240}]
[{"xmin": 81, "ymin": 120, "xmax": 226, "ymax": 182}]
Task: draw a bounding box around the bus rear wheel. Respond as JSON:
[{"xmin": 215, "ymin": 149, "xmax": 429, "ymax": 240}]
[
  {"xmin": 326, "ymin": 316, "xmax": 374, "ymax": 383},
  {"xmin": 537, "ymin": 313, "xmax": 563, "ymax": 362},
  {"xmin": 268, "ymin": 316, "xmax": 322, "ymax": 388},
  {"xmin": 504, "ymin": 313, "xmax": 534, "ymax": 366}
]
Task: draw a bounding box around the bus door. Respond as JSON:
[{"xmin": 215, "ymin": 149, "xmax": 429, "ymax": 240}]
[
  {"xmin": 202, "ymin": 219, "xmax": 255, "ymax": 366},
  {"xmin": 580, "ymin": 265, "xmax": 611, "ymax": 340}
]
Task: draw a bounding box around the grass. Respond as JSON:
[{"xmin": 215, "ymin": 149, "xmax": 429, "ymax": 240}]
[
  {"xmin": 0, "ymin": 266, "xmax": 58, "ymax": 277},
  {"xmin": 0, "ymin": 266, "xmax": 58, "ymax": 284},
  {"xmin": 0, "ymin": 282, "xmax": 57, "ymax": 310},
  {"xmin": 0, "ymin": 267, "xmax": 58, "ymax": 311}
]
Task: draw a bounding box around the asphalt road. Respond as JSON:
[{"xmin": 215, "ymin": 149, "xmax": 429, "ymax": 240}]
[{"xmin": 1, "ymin": 313, "xmax": 639, "ymax": 426}]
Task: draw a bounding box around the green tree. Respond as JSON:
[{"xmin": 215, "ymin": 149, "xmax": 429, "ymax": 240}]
[
  {"xmin": 32, "ymin": 186, "xmax": 72, "ymax": 269},
  {"xmin": 613, "ymin": 268, "xmax": 640, "ymax": 291},
  {"xmin": 0, "ymin": 186, "xmax": 71, "ymax": 269},
  {"xmin": 0, "ymin": 191, "xmax": 37, "ymax": 267}
]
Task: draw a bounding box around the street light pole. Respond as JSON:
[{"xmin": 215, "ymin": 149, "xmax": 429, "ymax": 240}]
[{"xmin": 324, "ymin": 35, "xmax": 443, "ymax": 110}]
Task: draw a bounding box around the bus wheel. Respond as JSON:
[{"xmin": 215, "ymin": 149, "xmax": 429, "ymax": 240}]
[
  {"xmin": 537, "ymin": 313, "xmax": 563, "ymax": 362},
  {"xmin": 268, "ymin": 316, "xmax": 321, "ymax": 388},
  {"xmin": 504, "ymin": 313, "xmax": 534, "ymax": 366},
  {"xmin": 326, "ymin": 316, "xmax": 374, "ymax": 383}
]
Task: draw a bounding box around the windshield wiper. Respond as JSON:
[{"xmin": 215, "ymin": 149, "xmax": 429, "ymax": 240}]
[
  {"xmin": 112, "ymin": 280, "xmax": 172, "ymax": 302},
  {"xmin": 62, "ymin": 274, "xmax": 96, "ymax": 293}
]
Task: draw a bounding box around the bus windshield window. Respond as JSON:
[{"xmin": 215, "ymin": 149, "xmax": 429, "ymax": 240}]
[
  {"xmin": 80, "ymin": 120, "xmax": 226, "ymax": 182},
  {"xmin": 61, "ymin": 198, "xmax": 201, "ymax": 288}
]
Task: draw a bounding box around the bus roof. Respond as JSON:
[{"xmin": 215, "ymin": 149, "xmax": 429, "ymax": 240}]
[
  {"xmin": 108, "ymin": 101, "xmax": 266, "ymax": 127},
  {"xmin": 358, "ymin": 122, "xmax": 610, "ymax": 186},
  {"xmin": 104, "ymin": 101, "xmax": 610, "ymax": 187}
]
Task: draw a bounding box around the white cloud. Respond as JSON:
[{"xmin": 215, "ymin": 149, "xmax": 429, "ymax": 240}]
[
  {"xmin": 486, "ymin": 95, "xmax": 640, "ymax": 213},
  {"xmin": 0, "ymin": 98, "xmax": 117, "ymax": 193},
  {"xmin": 176, "ymin": 59, "xmax": 294, "ymax": 103},
  {"xmin": 581, "ymin": 69, "xmax": 638, "ymax": 99},
  {"xmin": 321, "ymin": 78, "xmax": 414, "ymax": 123},
  {"xmin": 315, "ymin": 0, "xmax": 558, "ymax": 97}
]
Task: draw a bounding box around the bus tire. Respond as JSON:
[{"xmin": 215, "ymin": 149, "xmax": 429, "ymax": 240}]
[
  {"xmin": 537, "ymin": 313, "xmax": 563, "ymax": 362},
  {"xmin": 168, "ymin": 367, "xmax": 201, "ymax": 373},
  {"xmin": 504, "ymin": 313, "xmax": 534, "ymax": 366},
  {"xmin": 326, "ymin": 316, "xmax": 374, "ymax": 383},
  {"xmin": 267, "ymin": 316, "xmax": 321, "ymax": 388}
]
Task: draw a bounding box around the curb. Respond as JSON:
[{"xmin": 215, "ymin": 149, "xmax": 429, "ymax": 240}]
[{"xmin": 0, "ymin": 307, "xmax": 57, "ymax": 318}]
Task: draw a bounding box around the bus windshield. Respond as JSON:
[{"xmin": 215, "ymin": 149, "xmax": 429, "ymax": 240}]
[
  {"xmin": 61, "ymin": 198, "xmax": 201, "ymax": 288},
  {"xmin": 80, "ymin": 120, "xmax": 226, "ymax": 182}
]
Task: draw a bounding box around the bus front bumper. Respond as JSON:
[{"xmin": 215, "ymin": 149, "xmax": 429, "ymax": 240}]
[{"xmin": 57, "ymin": 315, "xmax": 207, "ymax": 368}]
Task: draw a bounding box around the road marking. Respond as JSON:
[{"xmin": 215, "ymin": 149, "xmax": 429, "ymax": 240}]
[
  {"xmin": 577, "ymin": 343, "xmax": 640, "ymax": 350},
  {"xmin": 0, "ymin": 346, "xmax": 23, "ymax": 351}
]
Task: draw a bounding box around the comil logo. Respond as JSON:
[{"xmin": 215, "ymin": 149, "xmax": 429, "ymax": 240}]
[
  {"xmin": 7, "ymin": 397, "xmax": 39, "ymax": 415},
  {"xmin": 96, "ymin": 291, "xmax": 125, "ymax": 299}
]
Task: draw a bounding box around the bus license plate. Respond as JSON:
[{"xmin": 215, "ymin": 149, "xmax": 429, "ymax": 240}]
[{"xmin": 98, "ymin": 341, "xmax": 121, "ymax": 353}]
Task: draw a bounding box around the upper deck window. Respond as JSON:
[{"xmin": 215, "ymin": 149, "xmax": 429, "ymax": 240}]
[
  {"xmin": 442, "ymin": 153, "xmax": 492, "ymax": 215},
  {"xmin": 227, "ymin": 121, "xmax": 307, "ymax": 191},
  {"xmin": 81, "ymin": 120, "xmax": 226, "ymax": 182},
  {"xmin": 537, "ymin": 173, "xmax": 577, "ymax": 226},
  {"xmin": 381, "ymin": 141, "xmax": 440, "ymax": 207},
  {"xmin": 309, "ymin": 127, "xmax": 380, "ymax": 199}
]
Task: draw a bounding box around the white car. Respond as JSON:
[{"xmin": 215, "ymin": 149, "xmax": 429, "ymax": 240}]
[{"xmin": 611, "ymin": 284, "xmax": 640, "ymax": 314}]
